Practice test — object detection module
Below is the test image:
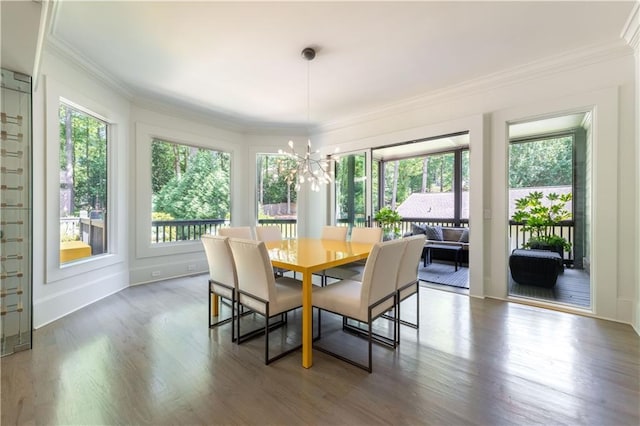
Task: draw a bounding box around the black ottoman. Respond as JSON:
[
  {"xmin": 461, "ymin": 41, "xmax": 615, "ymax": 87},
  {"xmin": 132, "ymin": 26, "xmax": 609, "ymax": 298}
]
[{"xmin": 509, "ymin": 249, "xmax": 563, "ymax": 288}]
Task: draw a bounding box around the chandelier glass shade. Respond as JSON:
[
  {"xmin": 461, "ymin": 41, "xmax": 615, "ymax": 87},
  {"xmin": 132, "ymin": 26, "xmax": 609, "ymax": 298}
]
[{"xmin": 278, "ymin": 139, "xmax": 333, "ymax": 192}]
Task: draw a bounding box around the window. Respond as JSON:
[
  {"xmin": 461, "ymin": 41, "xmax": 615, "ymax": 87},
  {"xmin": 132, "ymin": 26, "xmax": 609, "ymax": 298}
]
[
  {"xmin": 256, "ymin": 153, "xmax": 297, "ymax": 238},
  {"xmin": 378, "ymin": 149, "xmax": 468, "ymax": 224},
  {"xmin": 151, "ymin": 139, "xmax": 231, "ymax": 243},
  {"xmin": 59, "ymin": 103, "xmax": 108, "ymax": 264}
]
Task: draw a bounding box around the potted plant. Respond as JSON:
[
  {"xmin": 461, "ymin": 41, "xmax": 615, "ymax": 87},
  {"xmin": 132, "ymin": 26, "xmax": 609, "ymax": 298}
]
[
  {"xmin": 374, "ymin": 206, "xmax": 402, "ymax": 240},
  {"xmin": 511, "ymin": 191, "xmax": 572, "ymax": 256}
]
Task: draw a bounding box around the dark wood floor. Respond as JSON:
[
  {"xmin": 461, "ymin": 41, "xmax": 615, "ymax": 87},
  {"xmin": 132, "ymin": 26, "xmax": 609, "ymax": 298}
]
[{"xmin": 2, "ymin": 274, "xmax": 639, "ymax": 425}]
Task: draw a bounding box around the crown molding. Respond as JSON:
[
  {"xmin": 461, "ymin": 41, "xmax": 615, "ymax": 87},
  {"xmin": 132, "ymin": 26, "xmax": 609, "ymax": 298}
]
[
  {"xmin": 131, "ymin": 95, "xmax": 248, "ymax": 134},
  {"xmin": 621, "ymin": 2, "xmax": 640, "ymax": 51},
  {"xmin": 44, "ymin": 38, "xmax": 134, "ymax": 100},
  {"xmin": 45, "ymin": 0, "xmax": 133, "ymax": 99},
  {"xmin": 319, "ymin": 40, "xmax": 634, "ymax": 134}
]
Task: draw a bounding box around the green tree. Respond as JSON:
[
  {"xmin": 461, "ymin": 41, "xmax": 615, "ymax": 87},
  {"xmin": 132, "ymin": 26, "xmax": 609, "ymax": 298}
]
[
  {"xmin": 336, "ymin": 154, "xmax": 366, "ymax": 222},
  {"xmin": 154, "ymin": 149, "xmax": 230, "ymax": 219},
  {"xmin": 509, "ymin": 136, "xmax": 572, "ymax": 188},
  {"xmin": 59, "ymin": 104, "xmax": 107, "ymax": 216},
  {"xmin": 151, "ymin": 140, "xmax": 177, "ymax": 193}
]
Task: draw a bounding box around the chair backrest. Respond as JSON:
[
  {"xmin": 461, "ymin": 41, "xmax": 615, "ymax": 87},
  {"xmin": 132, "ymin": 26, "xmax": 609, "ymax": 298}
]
[
  {"xmin": 219, "ymin": 226, "xmax": 254, "ymax": 239},
  {"xmin": 351, "ymin": 227, "xmax": 383, "ymax": 244},
  {"xmin": 360, "ymin": 239, "xmax": 405, "ymax": 307},
  {"xmin": 228, "ymin": 238, "xmax": 275, "ymax": 304},
  {"xmin": 255, "ymin": 225, "xmax": 282, "ymax": 242},
  {"xmin": 396, "ymin": 234, "xmax": 426, "ymax": 289},
  {"xmin": 201, "ymin": 235, "xmax": 237, "ymax": 288},
  {"xmin": 321, "ymin": 226, "xmax": 348, "ymax": 241}
]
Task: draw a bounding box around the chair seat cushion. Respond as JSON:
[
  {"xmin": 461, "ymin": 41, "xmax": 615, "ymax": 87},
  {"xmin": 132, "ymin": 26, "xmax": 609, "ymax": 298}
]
[
  {"xmin": 313, "ymin": 279, "xmax": 394, "ymax": 322},
  {"xmin": 239, "ymin": 277, "xmax": 302, "ymax": 316},
  {"xmin": 313, "ymin": 280, "xmax": 364, "ymax": 320},
  {"xmin": 273, "ymin": 277, "xmax": 304, "ymax": 315}
]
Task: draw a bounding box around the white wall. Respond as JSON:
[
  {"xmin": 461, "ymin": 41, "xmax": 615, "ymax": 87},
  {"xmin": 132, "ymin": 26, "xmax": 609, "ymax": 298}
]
[
  {"xmin": 622, "ymin": 3, "xmax": 639, "ymax": 334},
  {"xmin": 33, "ymin": 51, "xmax": 130, "ymax": 328}
]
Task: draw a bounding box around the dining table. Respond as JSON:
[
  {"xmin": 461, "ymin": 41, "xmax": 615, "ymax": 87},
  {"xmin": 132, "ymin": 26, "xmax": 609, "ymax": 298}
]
[{"xmin": 264, "ymin": 237, "xmax": 374, "ymax": 368}]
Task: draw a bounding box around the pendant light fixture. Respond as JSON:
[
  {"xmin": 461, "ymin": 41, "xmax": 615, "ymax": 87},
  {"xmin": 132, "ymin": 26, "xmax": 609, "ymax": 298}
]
[{"xmin": 278, "ymin": 47, "xmax": 333, "ymax": 192}]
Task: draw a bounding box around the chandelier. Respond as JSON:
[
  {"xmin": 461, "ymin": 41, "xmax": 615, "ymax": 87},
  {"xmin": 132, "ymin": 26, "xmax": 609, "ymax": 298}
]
[{"xmin": 277, "ymin": 47, "xmax": 333, "ymax": 192}]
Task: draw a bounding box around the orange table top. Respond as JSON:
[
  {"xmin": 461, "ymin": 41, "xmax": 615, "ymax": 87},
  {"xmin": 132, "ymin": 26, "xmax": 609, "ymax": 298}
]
[{"xmin": 265, "ymin": 238, "xmax": 374, "ymax": 273}]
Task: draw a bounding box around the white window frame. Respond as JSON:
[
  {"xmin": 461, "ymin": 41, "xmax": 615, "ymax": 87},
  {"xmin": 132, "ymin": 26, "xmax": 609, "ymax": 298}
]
[
  {"xmin": 135, "ymin": 122, "xmax": 236, "ymax": 258},
  {"xmin": 45, "ymin": 79, "xmax": 123, "ymax": 283}
]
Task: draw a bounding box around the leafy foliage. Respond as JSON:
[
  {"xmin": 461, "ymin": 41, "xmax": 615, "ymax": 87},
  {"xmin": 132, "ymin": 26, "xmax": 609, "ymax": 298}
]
[
  {"xmin": 153, "ymin": 145, "xmax": 230, "ymax": 220},
  {"xmin": 59, "ymin": 104, "xmax": 107, "ymax": 216},
  {"xmin": 335, "ymin": 154, "xmax": 367, "ymax": 222},
  {"xmin": 257, "ymin": 154, "xmax": 298, "ymax": 205},
  {"xmin": 374, "ymin": 206, "xmax": 402, "ymax": 237},
  {"xmin": 509, "ymin": 137, "xmax": 572, "ymax": 188},
  {"xmin": 511, "ymin": 191, "xmax": 573, "ymax": 251}
]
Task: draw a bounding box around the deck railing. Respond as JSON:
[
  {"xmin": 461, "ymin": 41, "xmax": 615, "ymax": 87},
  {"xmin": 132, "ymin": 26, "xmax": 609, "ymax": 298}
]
[
  {"xmin": 80, "ymin": 218, "xmax": 106, "ymax": 255},
  {"xmin": 337, "ymin": 217, "xmax": 575, "ymax": 265},
  {"xmin": 60, "ymin": 216, "xmax": 107, "ymax": 256},
  {"xmin": 509, "ymin": 220, "xmax": 575, "ymax": 265},
  {"xmin": 149, "ymin": 218, "xmax": 298, "ymax": 242},
  {"xmin": 148, "ymin": 217, "xmax": 575, "ymax": 265},
  {"xmin": 151, "ymin": 219, "xmax": 228, "ymax": 243}
]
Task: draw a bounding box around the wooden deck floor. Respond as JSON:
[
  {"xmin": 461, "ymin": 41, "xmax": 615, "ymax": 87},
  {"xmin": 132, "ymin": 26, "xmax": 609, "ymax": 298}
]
[
  {"xmin": 2, "ymin": 274, "xmax": 637, "ymax": 425},
  {"xmin": 509, "ymin": 267, "xmax": 591, "ymax": 308},
  {"xmin": 419, "ymin": 260, "xmax": 592, "ymax": 309}
]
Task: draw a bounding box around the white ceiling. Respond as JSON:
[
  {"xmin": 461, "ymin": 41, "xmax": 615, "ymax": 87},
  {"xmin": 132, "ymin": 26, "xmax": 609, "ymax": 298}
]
[{"xmin": 48, "ymin": 1, "xmax": 635, "ymax": 129}]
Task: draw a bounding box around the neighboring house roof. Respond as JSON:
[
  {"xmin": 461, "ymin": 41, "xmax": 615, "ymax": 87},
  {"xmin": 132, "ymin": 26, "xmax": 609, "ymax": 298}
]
[
  {"xmin": 396, "ymin": 185, "xmax": 572, "ymax": 219},
  {"xmin": 396, "ymin": 192, "xmax": 468, "ymax": 219}
]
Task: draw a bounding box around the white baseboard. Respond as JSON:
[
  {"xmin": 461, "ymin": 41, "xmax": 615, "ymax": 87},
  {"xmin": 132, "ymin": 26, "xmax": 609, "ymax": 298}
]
[
  {"xmin": 129, "ymin": 259, "xmax": 207, "ymax": 285},
  {"xmin": 34, "ymin": 270, "xmax": 128, "ymax": 329}
]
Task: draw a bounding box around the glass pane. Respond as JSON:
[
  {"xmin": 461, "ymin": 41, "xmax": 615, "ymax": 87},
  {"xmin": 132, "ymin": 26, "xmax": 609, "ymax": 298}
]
[
  {"xmin": 335, "ymin": 153, "xmax": 367, "ymax": 229},
  {"xmin": 390, "ymin": 153, "xmax": 455, "ymax": 219},
  {"xmin": 151, "ymin": 139, "xmax": 231, "ymax": 243},
  {"xmin": 508, "ymin": 136, "xmax": 574, "ymax": 251},
  {"xmin": 256, "ymin": 153, "xmax": 298, "ymax": 238},
  {"xmin": 59, "ymin": 103, "xmax": 108, "ymax": 264}
]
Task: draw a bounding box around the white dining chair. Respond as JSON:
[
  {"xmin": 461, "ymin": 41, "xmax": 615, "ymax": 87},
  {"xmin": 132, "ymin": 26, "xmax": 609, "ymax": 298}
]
[
  {"xmin": 350, "ymin": 226, "xmax": 383, "ymax": 244},
  {"xmin": 219, "ymin": 226, "xmax": 254, "ymax": 239},
  {"xmin": 201, "ymin": 235, "xmax": 238, "ymax": 340},
  {"xmin": 321, "ymin": 225, "xmax": 348, "ymax": 241},
  {"xmin": 312, "ymin": 238, "xmax": 405, "ymax": 372},
  {"xmin": 256, "ymin": 225, "xmax": 293, "ymax": 277},
  {"xmin": 323, "ymin": 226, "xmax": 383, "ymax": 284},
  {"xmin": 255, "ymin": 225, "xmax": 282, "ymax": 242},
  {"xmin": 228, "ymin": 238, "xmax": 305, "ymax": 365},
  {"xmin": 392, "ymin": 234, "xmax": 426, "ymax": 341}
]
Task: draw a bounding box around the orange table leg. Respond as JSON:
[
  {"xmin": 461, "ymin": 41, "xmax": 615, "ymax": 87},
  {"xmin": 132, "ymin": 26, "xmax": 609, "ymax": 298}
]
[
  {"xmin": 212, "ymin": 293, "xmax": 219, "ymax": 316},
  {"xmin": 302, "ymin": 271, "xmax": 313, "ymax": 368}
]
